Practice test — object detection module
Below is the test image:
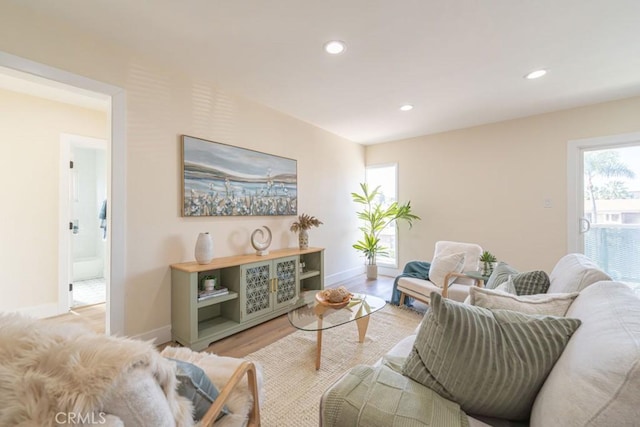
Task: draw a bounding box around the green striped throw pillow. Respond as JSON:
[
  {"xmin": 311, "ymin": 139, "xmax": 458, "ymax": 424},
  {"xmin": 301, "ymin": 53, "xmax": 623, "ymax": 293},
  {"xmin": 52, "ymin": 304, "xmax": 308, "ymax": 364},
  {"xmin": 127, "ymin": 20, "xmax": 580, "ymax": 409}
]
[
  {"xmin": 511, "ymin": 270, "xmax": 550, "ymax": 295},
  {"xmin": 402, "ymin": 293, "xmax": 581, "ymax": 421},
  {"xmin": 485, "ymin": 261, "xmax": 518, "ymax": 289}
]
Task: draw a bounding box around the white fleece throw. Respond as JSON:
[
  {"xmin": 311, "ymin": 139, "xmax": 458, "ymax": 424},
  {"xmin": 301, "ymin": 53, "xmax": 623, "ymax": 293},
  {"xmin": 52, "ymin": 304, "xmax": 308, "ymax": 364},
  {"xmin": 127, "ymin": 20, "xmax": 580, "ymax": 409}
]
[{"xmin": 0, "ymin": 314, "xmax": 193, "ymax": 427}]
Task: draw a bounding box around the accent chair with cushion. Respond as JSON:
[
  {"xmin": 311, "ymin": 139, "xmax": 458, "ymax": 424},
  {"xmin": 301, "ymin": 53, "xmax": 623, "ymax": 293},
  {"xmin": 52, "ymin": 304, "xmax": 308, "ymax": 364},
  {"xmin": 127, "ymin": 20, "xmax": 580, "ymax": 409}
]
[
  {"xmin": 397, "ymin": 240, "xmax": 483, "ymax": 304},
  {"xmin": 0, "ymin": 314, "xmax": 262, "ymax": 427}
]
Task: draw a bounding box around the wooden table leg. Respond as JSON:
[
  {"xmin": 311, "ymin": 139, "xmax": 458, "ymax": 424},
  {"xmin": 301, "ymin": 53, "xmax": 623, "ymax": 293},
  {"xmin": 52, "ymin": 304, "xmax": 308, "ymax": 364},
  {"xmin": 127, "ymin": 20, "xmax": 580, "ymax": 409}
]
[
  {"xmin": 316, "ymin": 328, "xmax": 322, "ymax": 371},
  {"xmin": 356, "ymin": 315, "xmax": 370, "ymax": 343},
  {"xmin": 314, "ymin": 304, "xmax": 327, "ymax": 371}
]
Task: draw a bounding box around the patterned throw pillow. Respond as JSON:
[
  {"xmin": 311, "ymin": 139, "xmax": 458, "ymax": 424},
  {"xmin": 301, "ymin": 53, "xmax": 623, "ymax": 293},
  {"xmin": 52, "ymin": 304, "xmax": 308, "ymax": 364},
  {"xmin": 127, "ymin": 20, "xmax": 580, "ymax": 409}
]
[
  {"xmin": 402, "ymin": 293, "xmax": 581, "ymax": 421},
  {"xmin": 428, "ymin": 252, "xmax": 466, "ymax": 288},
  {"xmin": 469, "ymin": 286, "xmax": 579, "ymax": 317},
  {"xmin": 511, "ymin": 270, "xmax": 551, "ymax": 295},
  {"xmin": 485, "ymin": 261, "xmax": 518, "ymax": 289},
  {"xmin": 169, "ymin": 358, "xmax": 229, "ymax": 422}
]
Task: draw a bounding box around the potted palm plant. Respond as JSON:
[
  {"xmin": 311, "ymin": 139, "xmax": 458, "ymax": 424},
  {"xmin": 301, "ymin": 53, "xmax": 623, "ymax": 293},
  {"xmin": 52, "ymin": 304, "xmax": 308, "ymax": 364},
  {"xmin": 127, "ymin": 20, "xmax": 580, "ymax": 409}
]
[
  {"xmin": 290, "ymin": 213, "xmax": 323, "ymax": 249},
  {"xmin": 351, "ymin": 183, "xmax": 420, "ymax": 279}
]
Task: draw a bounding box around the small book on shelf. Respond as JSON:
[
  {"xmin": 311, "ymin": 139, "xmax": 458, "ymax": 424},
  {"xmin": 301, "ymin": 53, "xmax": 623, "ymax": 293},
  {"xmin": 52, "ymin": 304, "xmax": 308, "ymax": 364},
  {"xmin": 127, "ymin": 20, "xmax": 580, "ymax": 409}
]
[{"xmin": 198, "ymin": 287, "xmax": 229, "ymax": 301}]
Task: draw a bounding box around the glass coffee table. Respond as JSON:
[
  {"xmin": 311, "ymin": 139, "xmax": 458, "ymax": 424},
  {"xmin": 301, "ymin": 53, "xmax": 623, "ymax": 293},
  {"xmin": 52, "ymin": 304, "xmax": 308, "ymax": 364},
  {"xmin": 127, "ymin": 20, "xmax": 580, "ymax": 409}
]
[{"xmin": 287, "ymin": 291, "xmax": 386, "ymax": 370}]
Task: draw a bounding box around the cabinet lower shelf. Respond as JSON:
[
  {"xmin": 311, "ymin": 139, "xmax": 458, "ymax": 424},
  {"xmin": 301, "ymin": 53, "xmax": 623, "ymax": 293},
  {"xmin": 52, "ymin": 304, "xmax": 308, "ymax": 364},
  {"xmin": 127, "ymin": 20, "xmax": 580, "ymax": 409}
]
[
  {"xmin": 196, "ymin": 291, "xmax": 238, "ymax": 309},
  {"xmin": 198, "ymin": 316, "xmax": 240, "ymax": 337},
  {"xmin": 300, "ymin": 269, "xmax": 320, "ymax": 280}
]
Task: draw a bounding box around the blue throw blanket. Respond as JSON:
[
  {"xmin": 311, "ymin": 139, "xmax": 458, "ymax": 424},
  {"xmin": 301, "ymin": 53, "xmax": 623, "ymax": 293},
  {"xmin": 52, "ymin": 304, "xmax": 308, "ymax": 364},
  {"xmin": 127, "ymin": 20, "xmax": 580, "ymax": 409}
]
[{"xmin": 389, "ymin": 260, "xmax": 431, "ymax": 306}]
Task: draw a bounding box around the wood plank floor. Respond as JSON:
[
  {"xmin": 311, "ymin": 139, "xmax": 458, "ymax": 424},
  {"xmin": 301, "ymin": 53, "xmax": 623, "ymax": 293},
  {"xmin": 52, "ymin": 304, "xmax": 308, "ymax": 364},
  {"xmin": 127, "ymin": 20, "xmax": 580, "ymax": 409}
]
[
  {"xmin": 45, "ymin": 303, "xmax": 106, "ymax": 334},
  {"xmin": 165, "ymin": 274, "xmax": 403, "ymax": 358},
  {"xmin": 50, "ymin": 273, "xmax": 427, "ymax": 358}
]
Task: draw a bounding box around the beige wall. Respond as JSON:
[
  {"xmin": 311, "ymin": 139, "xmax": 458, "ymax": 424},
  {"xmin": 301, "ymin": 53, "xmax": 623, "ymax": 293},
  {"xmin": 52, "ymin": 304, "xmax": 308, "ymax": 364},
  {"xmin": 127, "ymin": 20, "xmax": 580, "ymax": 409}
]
[
  {"xmin": 367, "ymin": 96, "xmax": 640, "ymax": 273},
  {"xmin": 0, "ymin": 3, "xmax": 365, "ymax": 336},
  {"xmin": 0, "ymin": 88, "xmax": 108, "ymax": 311}
]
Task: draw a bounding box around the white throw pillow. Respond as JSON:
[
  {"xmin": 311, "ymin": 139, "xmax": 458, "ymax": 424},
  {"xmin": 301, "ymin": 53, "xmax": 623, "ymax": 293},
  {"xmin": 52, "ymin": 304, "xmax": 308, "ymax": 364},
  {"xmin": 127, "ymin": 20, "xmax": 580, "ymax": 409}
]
[
  {"xmin": 429, "ymin": 252, "xmax": 466, "ymax": 288},
  {"xmin": 494, "ymin": 277, "xmax": 517, "ymax": 294},
  {"xmin": 469, "ymin": 286, "xmax": 579, "ymax": 317}
]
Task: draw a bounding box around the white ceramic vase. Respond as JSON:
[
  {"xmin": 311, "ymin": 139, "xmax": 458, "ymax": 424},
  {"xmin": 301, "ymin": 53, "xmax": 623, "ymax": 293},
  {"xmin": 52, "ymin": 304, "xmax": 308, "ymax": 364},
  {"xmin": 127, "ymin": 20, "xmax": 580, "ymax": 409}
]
[{"xmin": 195, "ymin": 232, "xmax": 214, "ymax": 264}]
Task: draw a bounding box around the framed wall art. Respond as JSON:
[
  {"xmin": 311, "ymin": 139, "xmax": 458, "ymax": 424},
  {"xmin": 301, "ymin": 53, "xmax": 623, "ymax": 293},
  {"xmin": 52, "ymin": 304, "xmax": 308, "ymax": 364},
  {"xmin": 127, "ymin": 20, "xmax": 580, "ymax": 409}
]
[{"xmin": 182, "ymin": 135, "xmax": 298, "ymax": 216}]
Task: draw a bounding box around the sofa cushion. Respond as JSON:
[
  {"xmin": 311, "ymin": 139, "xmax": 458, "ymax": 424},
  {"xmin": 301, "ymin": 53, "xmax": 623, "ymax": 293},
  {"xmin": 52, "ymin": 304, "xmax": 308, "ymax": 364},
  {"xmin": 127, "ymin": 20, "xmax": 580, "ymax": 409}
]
[
  {"xmin": 469, "ymin": 286, "xmax": 578, "ymax": 317},
  {"xmin": 530, "ymin": 281, "xmax": 640, "ymax": 426},
  {"xmin": 511, "ymin": 270, "xmax": 550, "ymax": 295},
  {"xmin": 429, "ymin": 252, "xmax": 466, "ymax": 288},
  {"xmin": 402, "ymin": 293, "xmax": 581, "ymax": 421},
  {"xmin": 321, "ymin": 364, "xmax": 469, "ymax": 427},
  {"xmin": 485, "ymin": 261, "xmax": 518, "ymax": 289},
  {"xmin": 547, "ymin": 253, "xmax": 611, "ymax": 293},
  {"xmin": 494, "ymin": 278, "xmax": 517, "ymax": 294}
]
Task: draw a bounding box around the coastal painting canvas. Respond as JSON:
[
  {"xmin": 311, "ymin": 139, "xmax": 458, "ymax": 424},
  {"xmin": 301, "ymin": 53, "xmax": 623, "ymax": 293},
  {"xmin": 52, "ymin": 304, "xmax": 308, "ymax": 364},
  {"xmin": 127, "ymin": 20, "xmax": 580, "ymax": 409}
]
[{"xmin": 182, "ymin": 135, "xmax": 297, "ymax": 216}]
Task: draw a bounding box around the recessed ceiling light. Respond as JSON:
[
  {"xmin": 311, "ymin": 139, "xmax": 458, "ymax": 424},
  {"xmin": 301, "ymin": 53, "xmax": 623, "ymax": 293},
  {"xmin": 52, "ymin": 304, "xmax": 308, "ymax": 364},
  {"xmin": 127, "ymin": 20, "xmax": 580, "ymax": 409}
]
[
  {"xmin": 525, "ymin": 69, "xmax": 547, "ymax": 79},
  {"xmin": 324, "ymin": 40, "xmax": 346, "ymax": 55},
  {"xmin": 400, "ymin": 104, "xmax": 414, "ymax": 111}
]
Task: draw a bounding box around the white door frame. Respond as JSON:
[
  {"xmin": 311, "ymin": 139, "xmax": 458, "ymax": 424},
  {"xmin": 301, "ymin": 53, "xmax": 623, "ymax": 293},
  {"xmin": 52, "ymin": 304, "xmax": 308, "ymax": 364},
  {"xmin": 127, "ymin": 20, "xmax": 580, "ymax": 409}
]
[
  {"xmin": 59, "ymin": 134, "xmax": 108, "ymax": 314},
  {"xmin": 567, "ymin": 131, "xmax": 640, "ymax": 253},
  {"xmin": 0, "ymin": 51, "xmax": 126, "ymax": 336}
]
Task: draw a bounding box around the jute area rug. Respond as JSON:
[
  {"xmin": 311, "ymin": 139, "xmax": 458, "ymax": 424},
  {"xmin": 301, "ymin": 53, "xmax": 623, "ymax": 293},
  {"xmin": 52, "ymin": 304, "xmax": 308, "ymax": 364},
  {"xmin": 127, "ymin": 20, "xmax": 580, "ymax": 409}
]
[{"xmin": 244, "ymin": 305, "xmax": 423, "ymax": 426}]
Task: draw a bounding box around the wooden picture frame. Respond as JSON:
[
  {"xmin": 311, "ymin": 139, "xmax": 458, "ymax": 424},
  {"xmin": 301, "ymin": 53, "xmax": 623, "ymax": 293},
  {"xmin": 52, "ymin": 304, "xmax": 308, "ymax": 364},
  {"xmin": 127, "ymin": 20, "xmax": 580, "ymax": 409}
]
[{"xmin": 182, "ymin": 135, "xmax": 297, "ymax": 216}]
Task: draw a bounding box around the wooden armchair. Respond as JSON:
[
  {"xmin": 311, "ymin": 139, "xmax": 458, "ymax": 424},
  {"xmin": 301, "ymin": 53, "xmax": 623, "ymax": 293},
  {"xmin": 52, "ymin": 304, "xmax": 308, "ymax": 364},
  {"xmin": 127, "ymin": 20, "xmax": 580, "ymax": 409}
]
[
  {"xmin": 397, "ymin": 241, "xmax": 483, "ymax": 305},
  {"xmin": 200, "ymin": 360, "xmax": 261, "ymax": 426},
  {"xmin": 161, "ymin": 346, "xmax": 263, "ymax": 427}
]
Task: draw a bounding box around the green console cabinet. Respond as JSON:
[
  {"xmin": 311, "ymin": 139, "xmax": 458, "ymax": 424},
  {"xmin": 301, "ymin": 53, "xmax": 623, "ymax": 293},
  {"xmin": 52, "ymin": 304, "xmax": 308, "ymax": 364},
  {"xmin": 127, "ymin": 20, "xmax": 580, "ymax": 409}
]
[{"xmin": 171, "ymin": 247, "xmax": 324, "ymax": 351}]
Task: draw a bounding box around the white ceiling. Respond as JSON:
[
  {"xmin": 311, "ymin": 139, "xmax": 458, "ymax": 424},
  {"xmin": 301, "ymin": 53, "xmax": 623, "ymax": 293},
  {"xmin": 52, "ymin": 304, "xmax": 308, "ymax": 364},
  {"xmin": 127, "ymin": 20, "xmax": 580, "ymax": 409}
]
[{"xmin": 10, "ymin": 0, "xmax": 640, "ymax": 144}]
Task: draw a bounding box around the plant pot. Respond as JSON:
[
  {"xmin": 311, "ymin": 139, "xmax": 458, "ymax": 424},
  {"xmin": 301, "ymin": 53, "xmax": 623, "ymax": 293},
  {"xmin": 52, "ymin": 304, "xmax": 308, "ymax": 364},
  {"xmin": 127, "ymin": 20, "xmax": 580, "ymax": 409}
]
[
  {"xmin": 481, "ymin": 261, "xmax": 498, "ymax": 277},
  {"xmin": 298, "ymin": 229, "xmax": 309, "ymax": 250},
  {"xmin": 203, "ymin": 278, "xmax": 216, "ymax": 292},
  {"xmin": 366, "ymin": 264, "xmax": 378, "ymax": 280}
]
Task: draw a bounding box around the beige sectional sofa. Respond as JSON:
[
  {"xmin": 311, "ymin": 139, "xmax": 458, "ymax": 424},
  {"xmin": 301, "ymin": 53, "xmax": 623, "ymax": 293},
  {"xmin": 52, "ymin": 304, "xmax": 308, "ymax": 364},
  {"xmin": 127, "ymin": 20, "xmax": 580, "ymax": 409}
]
[{"xmin": 321, "ymin": 254, "xmax": 640, "ymax": 426}]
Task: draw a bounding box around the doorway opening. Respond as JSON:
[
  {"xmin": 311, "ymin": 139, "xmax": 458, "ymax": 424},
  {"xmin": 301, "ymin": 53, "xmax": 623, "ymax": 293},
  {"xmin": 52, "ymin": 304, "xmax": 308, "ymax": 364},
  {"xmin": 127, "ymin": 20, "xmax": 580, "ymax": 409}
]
[{"xmin": 0, "ymin": 51, "xmax": 126, "ymax": 335}]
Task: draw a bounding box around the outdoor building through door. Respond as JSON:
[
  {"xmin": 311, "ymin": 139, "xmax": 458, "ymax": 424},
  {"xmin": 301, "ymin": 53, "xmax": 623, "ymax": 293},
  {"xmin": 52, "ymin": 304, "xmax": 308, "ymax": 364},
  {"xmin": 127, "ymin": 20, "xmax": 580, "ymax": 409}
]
[{"xmin": 576, "ymin": 143, "xmax": 640, "ymax": 286}]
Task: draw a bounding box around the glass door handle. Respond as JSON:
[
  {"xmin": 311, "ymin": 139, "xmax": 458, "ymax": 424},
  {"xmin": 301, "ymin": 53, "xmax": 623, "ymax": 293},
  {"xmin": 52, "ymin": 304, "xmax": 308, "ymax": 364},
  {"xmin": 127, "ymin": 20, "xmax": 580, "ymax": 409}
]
[{"xmin": 579, "ymin": 217, "xmax": 591, "ymax": 234}]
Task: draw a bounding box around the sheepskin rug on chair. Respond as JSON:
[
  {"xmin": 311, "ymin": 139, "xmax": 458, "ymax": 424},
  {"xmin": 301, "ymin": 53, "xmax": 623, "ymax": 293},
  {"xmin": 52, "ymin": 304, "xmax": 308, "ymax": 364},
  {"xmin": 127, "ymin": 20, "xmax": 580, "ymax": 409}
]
[
  {"xmin": 0, "ymin": 313, "xmax": 249, "ymax": 427},
  {"xmin": 0, "ymin": 313, "xmax": 193, "ymax": 426}
]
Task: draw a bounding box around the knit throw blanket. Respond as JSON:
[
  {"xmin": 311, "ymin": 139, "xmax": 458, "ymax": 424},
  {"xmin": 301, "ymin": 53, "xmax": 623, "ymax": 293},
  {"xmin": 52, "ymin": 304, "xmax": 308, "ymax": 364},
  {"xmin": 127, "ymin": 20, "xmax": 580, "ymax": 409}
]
[{"xmin": 0, "ymin": 314, "xmax": 193, "ymax": 426}]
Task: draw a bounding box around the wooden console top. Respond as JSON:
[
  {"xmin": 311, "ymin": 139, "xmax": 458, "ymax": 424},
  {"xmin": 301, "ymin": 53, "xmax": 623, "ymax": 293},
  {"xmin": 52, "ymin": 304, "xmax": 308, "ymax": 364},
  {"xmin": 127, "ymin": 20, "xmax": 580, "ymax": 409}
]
[{"xmin": 170, "ymin": 247, "xmax": 324, "ymax": 273}]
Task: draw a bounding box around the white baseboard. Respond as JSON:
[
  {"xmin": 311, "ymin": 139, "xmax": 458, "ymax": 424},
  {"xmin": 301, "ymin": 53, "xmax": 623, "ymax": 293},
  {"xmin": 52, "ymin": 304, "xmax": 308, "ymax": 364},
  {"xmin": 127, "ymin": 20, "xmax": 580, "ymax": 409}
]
[
  {"xmin": 378, "ymin": 266, "xmax": 400, "ymax": 277},
  {"xmin": 131, "ymin": 324, "xmax": 172, "ymax": 345},
  {"xmin": 132, "ymin": 266, "xmax": 395, "ymax": 345},
  {"xmin": 14, "ymin": 303, "xmax": 64, "ymax": 319},
  {"xmin": 325, "ymin": 266, "xmax": 365, "ymax": 286}
]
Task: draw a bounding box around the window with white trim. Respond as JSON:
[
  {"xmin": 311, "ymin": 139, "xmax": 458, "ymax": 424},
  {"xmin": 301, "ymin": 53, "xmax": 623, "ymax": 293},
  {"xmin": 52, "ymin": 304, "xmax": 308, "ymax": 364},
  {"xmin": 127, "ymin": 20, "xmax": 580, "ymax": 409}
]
[{"xmin": 366, "ymin": 164, "xmax": 398, "ymax": 268}]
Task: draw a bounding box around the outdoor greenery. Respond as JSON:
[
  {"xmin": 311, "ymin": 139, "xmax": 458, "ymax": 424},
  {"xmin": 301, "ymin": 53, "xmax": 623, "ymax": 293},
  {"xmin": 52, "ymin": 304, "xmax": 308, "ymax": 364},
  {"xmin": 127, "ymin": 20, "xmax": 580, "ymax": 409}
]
[
  {"xmin": 584, "ymin": 150, "xmax": 635, "ymax": 221},
  {"xmin": 351, "ymin": 183, "xmax": 420, "ymax": 265}
]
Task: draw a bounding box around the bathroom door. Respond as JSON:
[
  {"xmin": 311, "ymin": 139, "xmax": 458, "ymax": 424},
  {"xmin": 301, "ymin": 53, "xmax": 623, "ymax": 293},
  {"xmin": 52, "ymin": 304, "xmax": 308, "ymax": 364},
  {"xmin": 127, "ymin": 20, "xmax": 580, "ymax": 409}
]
[{"xmin": 59, "ymin": 135, "xmax": 107, "ymax": 311}]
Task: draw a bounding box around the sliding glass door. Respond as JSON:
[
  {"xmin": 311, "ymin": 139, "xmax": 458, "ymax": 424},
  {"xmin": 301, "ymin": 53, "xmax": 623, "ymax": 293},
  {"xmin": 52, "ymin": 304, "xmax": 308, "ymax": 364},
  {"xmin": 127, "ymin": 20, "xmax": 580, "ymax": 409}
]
[{"xmin": 569, "ymin": 133, "xmax": 640, "ymax": 292}]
